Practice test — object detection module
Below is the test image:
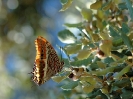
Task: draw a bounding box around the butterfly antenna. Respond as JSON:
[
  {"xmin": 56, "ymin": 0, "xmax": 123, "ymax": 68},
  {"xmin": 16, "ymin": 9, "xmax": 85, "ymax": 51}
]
[
  {"xmin": 56, "ymin": 44, "xmax": 70, "ymax": 60},
  {"xmin": 56, "ymin": 45, "xmax": 63, "ymax": 61},
  {"xmin": 56, "ymin": 45, "xmax": 71, "ymax": 70},
  {"xmin": 60, "ymin": 46, "xmax": 63, "ymax": 61},
  {"xmin": 62, "ymin": 47, "xmax": 70, "ymax": 61}
]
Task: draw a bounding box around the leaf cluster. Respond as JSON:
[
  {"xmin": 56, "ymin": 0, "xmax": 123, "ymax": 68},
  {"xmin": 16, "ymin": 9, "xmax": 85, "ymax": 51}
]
[{"xmin": 54, "ymin": 0, "xmax": 133, "ymax": 98}]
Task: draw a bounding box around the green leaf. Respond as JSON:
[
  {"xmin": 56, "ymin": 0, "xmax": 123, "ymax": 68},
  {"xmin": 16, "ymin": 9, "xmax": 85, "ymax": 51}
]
[
  {"xmin": 118, "ymin": 2, "xmax": 128, "ymax": 10},
  {"xmin": 81, "ymin": 8, "xmax": 92, "ymax": 21},
  {"xmin": 58, "ymin": 29, "xmax": 76, "ymax": 43},
  {"xmin": 125, "ymin": 0, "xmax": 133, "ymax": 21},
  {"xmin": 116, "ymin": 56, "xmax": 128, "ymax": 63},
  {"xmin": 65, "ymin": 44, "xmax": 81, "ymax": 54},
  {"xmin": 99, "ymin": 39, "xmax": 112, "ymax": 56},
  {"xmin": 97, "ymin": 61, "xmax": 106, "ymax": 69},
  {"xmin": 60, "ymin": 0, "xmax": 68, "ymax": 4},
  {"xmin": 119, "ymin": 29, "xmax": 132, "ymax": 50},
  {"xmin": 60, "ymin": 0, "xmax": 73, "ymax": 11},
  {"xmin": 64, "ymin": 96, "xmax": 69, "ymax": 99},
  {"xmin": 113, "ymin": 78, "xmax": 130, "ymax": 88},
  {"xmin": 90, "ymin": 0, "xmax": 102, "ymax": 10},
  {"xmin": 91, "ymin": 34, "xmax": 101, "ymax": 42},
  {"xmin": 82, "ymin": 85, "xmax": 94, "ymax": 93},
  {"xmin": 121, "ymin": 90, "xmax": 133, "ymax": 99},
  {"xmin": 87, "ymin": 90, "xmax": 108, "ymax": 99},
  {"xmin": 114, "ymin": 66, "xmax": 131, "ymax": 79},
  {"xmin": 91, "ymin": 66, "xmax": 115, "ymax": 76},
  {"xmin": 102, "ymin": 0, "xmax": 112, "ymax": 11},
  {"xmin": 110, "ymin": 86, "xmax": 120, "ymax": 92},
  {"xmin": 80, "ymin": 77, "xmax": 96, "ymax": 85},
  {"xmin": 97, "ymin": 10, "xmax": 104, "ymax": 20},
  {"xmin": 52, "ymin": 76, "xmax": 67, "ymax": 83},
  {"xmin": 96, "ymin": 20, "xmax": 104, "ymax": 30},
  {"xmin": 89, "ymin": 63, "xmax": 99, "ymax": 70},
  {"xmin": 101, "ymin": 88, "xmax": 109, "ymax": 94},
  {"xmin": 64, "ymin": 22, "xmax": 83, "ymax": 28},
  {"xmin": 102, "ymin": 57, "xmax": 114, "ymax": 64},
  {"xmin": 109, "ymin": 26, "xmax": 119, "ymax": 37},
  {"xmin": 62, "ymin": 58, "xmax": 70, "ymax": 67},
  {"xmin": 77, "ymin": 49, "xmax": 91, "ymax": 60},
  {"xmin": 61, "ymin": 81, "xmax": 79, "ymax": 90},
  {"xmin": 122, "ymin": 23, "xmax": 130, "ymax": 34},
  {"xmin": 70, "ymin": 56, "xmax": 93, "ymax": 66},
  {"xmin": 99, "ymin": 32, "xmax": 110, "ymax": 40},
  {"xmin": 128, "ymin": 32, "xmax": 133, "ymax": 40},
  {"xmin": 112, "ymin": 37, "xmax": 124, "ymax": 47}
]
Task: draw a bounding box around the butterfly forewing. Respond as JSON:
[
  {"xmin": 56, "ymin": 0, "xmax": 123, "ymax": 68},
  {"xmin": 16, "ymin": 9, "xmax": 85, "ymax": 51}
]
[{"xmin": 31, "ymin": 36, "xmax": 64, "ymax": 86}]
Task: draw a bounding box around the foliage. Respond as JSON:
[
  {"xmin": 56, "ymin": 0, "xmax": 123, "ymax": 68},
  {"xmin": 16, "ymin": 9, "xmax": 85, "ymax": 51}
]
[{"xmin": 53, "ymin": 0, "xmax": 133, "ymax": 98}]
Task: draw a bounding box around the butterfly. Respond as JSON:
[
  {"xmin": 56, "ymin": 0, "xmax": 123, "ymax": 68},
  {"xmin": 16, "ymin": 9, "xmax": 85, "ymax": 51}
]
[{"xmin": 31, "ymin": 36, "xmax": 64, "ymax": 86}]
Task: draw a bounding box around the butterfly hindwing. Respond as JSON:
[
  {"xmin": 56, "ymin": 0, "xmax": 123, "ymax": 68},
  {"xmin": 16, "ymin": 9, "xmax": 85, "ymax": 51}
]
[{"xmin": 31, "ymin": 36, "xmax": 64, "ymax": 86}]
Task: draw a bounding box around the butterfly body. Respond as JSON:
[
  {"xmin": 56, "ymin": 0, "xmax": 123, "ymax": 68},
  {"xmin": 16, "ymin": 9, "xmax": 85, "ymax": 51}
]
[{"xmin": 31, "ymin": 36, "xmax": 64, "ymax": 85}]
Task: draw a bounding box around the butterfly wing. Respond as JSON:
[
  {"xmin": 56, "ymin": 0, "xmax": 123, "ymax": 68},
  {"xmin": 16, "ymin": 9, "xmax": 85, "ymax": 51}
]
[
  {"xmin": 32, "ymin": 36, "xmax": 63, "ymax": 85},
  {"xmin": 32, "ymin": 36, "xmax": 47, "ymax": 85},
  {"xmin": 45, "ymin": 41, "xmax": 63, "ymax": 81}
]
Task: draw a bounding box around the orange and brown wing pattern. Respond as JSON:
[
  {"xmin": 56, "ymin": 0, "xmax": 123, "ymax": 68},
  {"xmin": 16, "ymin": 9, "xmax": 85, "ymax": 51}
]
[
  {"xmin": 35, "ymin": 36, "xmax": 47, "ymax": 60},
  {"xmin": 31, "ymin": 36, "xmax": 64, "ymax": 86}
]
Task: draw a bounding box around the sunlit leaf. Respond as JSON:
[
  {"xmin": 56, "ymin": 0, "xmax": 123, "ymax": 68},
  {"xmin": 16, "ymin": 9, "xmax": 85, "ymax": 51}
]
[
  {"xmin": 81, "ymin": 37, "xmax": 90, "ymax": 45},
  {"xmin": 90, "ymin": 1, "xmax": 102, "ymax": 10},
  {"xmin": 80, "ymin": 77, "xmax": 96, "ymax": 85},
  {"xmin": 52, "ymin": 76, "xmax": 67, "ymax": 83},
  {"xmin": 128, "ymin": 32, "xmax": 133, "ymax": 40},
  {"xmin": 81, "ymin": 8, "xmax": 92, "ymax": 21},
  {"xmin": 61, "ymin": 81, "xmax": 79, "ymax": 90},
  {"xmin": 65, "ymin": 44, "xmax": 81, "ymax": 55},
  {"xmin": 114, "ymin": 66, "xmax": 131, "ymax": 79},
  {"xmin": 58, "ymin": 29, "xmax": 76, "ymax": 43},
  {"xmin": 60, "ymin": 0, "xmax": 73, "ymax": 11},
  {"xmin": 64, "ymin": 22, "xmax": 83, "ymax": 28},
  {"xmin": 91, "ymin": 66, "xmax": 115, "ymax": 76},
  {"xmin": 99, "ymin": 32, "xmax": 110, "ymax": 40},
  {"xmin": 116, "ymin": 56, "xmax": 128, "ymax": 63},
  {"xmin": 97, "ymin": 10, "xmax": 104, "ymax": 20},
  {"xmin": 130, "ymin": 77, "xmax": 133, "ymax": 88},
  {"xmin": 82, "ymin": 85, "xmax": 94, "ymax": 93},
  {"xmin": 77, "ymin": 49, "xmax": 91, "ymax": 60},
  {"xmin": 97, "ymin": 61, "xmax": 106, "ymax": 69},
  {"xmin": 70, "ymin": 56, "xmax": 93, "ymax": 66},
  {"xmin": 101, "ymin": 88, "xmax": 109, "ymax": 94},
  {"xmin": 99, "ymin": 40, "xmax": 113, "ymax": 56},
  {"xmin": 102, "ymin": 0, "xmax": 112, "ymax": 11},
  {"xmin": 91, "ymin": 34, "xmax": 101, "ymax": 42},
  {"xmin": 96, "ymin": 19, "xmax": 104, "ymax": 30}
]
